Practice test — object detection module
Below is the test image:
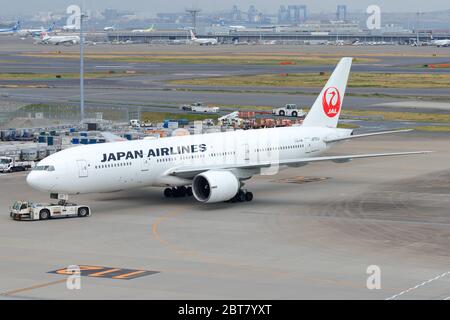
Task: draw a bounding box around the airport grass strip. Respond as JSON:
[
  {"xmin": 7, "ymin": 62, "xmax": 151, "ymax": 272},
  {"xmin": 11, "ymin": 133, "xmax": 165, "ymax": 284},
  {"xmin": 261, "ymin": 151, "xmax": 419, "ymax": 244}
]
[
  {"xmin": 411, "ymin": 125, "xmax": 450, "ymax": 132},
  {"xmin": 170, "ymin": 72, "xmax": 450, "ymax": 88},
  {"xmin": 0, "ymin": 72, "xmax": 137, "ymax": 81},
  {"xmin": 19, "ymin": 52, "xmax": 375, "ymax": 65}
]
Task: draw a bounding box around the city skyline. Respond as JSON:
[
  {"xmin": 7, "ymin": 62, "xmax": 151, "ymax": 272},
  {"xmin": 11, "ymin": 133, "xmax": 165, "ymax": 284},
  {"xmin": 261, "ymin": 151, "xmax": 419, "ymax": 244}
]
[{"xmin": 1, "ymin": 0, "xmax": 449, "ymax": 16}]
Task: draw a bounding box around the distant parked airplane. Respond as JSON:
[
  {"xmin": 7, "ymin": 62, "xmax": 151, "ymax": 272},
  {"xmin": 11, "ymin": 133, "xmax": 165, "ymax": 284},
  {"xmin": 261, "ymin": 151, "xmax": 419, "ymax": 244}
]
[
  {"xmin": 189, "ymin": 30, "xmax": 218, "ymax": 45},
  {"xmin": 17, "ymin": 22, "xmax": 56, "ymax": 37},
  {"xmin": 0, "ymin": 21, "xmax": 21, "ymax": 35},
  {"xmin": 39, "ymin": 31, "xmax": 80, "ymax": 45},
  {"xmin": 432, "ymin": 39, "xmax": 450, "ymax": 47},
  {"xmin": 132, "ymin": 25, "xmax": 155, "ymax": 33}
]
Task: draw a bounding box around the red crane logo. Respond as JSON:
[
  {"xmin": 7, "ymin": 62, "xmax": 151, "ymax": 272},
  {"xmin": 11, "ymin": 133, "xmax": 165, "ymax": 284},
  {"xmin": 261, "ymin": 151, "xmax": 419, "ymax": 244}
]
[{"xmin": 322, "ymin": 87, "xmax": 341, "ymax": 118}]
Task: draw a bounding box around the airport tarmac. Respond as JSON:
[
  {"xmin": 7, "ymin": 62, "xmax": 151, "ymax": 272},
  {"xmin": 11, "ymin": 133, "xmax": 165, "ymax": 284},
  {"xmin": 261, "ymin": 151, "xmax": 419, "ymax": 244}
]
[
  {"xmin": 0, "ymin": 133, "xmax": 449, "ymax": 300},
  {"xmin": 1, "ymin": 39, "xmax": 449, "ymax": 117}
]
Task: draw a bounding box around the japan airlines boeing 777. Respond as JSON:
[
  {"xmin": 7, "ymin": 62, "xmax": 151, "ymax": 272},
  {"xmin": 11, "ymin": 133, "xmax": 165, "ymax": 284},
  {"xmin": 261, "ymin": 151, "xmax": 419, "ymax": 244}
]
[{"xmin": 26, "ymin": 58, "xmax": 430, "ymax": 203}]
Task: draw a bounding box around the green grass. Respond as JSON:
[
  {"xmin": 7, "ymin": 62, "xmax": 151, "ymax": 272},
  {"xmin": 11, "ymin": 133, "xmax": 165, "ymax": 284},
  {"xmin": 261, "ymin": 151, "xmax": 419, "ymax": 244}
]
[
  {"xmin": 20, "ymin": 52, "xmax": 375, "ymax": 66},
  {"xmin": 412, "ymin": 126, "xmax": 450, "ymax": 132},
  {"xmin": 170, "ymin": 72, "xmax": 450, "ymax": 89},
  {"xmin": 0, "ymin": 72, "xmax": 136, "ymax": 81},
  {"xmin": 337, "ymin": 123, "xmax": 360, "ymax": 129}
]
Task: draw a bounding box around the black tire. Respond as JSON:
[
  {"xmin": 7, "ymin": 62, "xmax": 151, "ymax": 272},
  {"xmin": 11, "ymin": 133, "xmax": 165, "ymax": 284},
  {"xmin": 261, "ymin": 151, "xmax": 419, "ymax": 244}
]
[
  {"xmin": 245, "ymin": 192, "xmax": 254, "ymax": 202},
  {"xmin": 78, "ymin": 207, "xmax": 89, "ymax": 217},
  {"xmin": 292, "ymin": 111, "xmax": 298, "ymax": 117},
  {"xmin": 164, "ymin": 188, "xmax": 173, "ymax": 198},
  {"xmin": 237, "ymin": 190, "xmax": 246, "ymax": 202},
  {"xmin": 39, "ymin": 209, "xmax": 50, "ymax": 220},
  {"xmin": 279, "ymin": 110, "xmax": 285, "ymax": 116},
  {"xmin": 175, "ymin": 187, "xmax": 186, "ymax": 198}
]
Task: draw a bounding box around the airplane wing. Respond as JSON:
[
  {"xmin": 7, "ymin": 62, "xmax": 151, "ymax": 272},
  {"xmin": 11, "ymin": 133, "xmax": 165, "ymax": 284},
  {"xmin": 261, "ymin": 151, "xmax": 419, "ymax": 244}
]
[
  {"xmin": 168, "ymin": 151, "xmax": 431, "ymax": 179},
  {"xmin": 324, "ymin": 129, "xmax": 413, "ymax": 143},
  {"xmin": 100, "ymin": 132, "xmax": 127, "ymax": 142}
]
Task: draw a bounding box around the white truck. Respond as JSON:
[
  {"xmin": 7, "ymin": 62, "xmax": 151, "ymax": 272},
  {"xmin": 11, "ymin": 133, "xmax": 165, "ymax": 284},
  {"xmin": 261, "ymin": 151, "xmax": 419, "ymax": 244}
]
[
  {"xmin": 272, "ymin": 104, "xmax": 306, "ymax": 118},
  {"xmin": 181, "ymin": 102, "xmax": 220, "ymax": 113},
  {"xmin": 0, "ymin": 157, "xmax": 35, "ymax": 173},
  {"xmin": 10, "ymin": 200, "xmax": 91, "ymax": 221},
  {"xmin": 129, "ymin": 119, "xmax": 141, "ymax": 128}
]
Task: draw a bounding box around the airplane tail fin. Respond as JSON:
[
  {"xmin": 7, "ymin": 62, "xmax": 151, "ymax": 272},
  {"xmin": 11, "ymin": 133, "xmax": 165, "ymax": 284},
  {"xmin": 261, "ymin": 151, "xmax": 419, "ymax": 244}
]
[
  {"xmin": 302, "ymin": 57, "xmax": 352, "ymax": 128},
  {"xmin": 48, "ymin": 22, "xmax": 56, "ymax": 32},
  {"xmin": 13, "ymin": 20, "xmax": 21, "ymax": 31},
  {"xmin": 190, "ymin": 29, "xmax": 196, "ymax": 40}
]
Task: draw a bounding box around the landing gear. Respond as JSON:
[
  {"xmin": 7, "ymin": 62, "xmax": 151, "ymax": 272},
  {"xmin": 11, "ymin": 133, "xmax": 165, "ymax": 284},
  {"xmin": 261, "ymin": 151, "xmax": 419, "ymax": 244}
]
[
  {"xmin": 229, "ymin": 189, "xmax": 254, "ymax": 203},
  {"xmin": 163, "ymin": 187, "xmax": 193, "ymax": 198}
]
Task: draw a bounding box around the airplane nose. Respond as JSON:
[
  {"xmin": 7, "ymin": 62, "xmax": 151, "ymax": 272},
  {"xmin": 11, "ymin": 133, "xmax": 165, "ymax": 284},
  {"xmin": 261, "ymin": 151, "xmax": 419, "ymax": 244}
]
[
  {"xmin": 26, "ymin": 171, "xmax": 39, "ymax": 189},
  {"xmin": 26, "ymin": 171, "xmax": 52, "ymax": 192}
]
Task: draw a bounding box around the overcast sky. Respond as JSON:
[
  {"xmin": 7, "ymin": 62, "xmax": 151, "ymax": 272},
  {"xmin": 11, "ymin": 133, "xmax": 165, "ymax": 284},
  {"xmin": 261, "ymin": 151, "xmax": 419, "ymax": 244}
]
[{"xmin": 1, "ymin": 0, "xmax": 449, "ymax": 15}]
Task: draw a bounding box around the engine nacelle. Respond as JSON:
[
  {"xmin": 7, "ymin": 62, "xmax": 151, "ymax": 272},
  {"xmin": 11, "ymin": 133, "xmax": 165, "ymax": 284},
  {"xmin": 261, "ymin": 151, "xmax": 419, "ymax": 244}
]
[{"xmin": 192, "ymin": 170, "xmax": 239, "ymax": 203}]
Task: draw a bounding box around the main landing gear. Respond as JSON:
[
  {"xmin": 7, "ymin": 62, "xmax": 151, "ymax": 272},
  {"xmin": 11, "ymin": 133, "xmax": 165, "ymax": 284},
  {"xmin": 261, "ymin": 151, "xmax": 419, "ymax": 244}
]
[
  {"xmin": 228, "ymin": 189, "xmax": 253, "ymax": 203},
  {"xmin": 163, "ymin": 186, "xmax": 193, "ymax": 198}
]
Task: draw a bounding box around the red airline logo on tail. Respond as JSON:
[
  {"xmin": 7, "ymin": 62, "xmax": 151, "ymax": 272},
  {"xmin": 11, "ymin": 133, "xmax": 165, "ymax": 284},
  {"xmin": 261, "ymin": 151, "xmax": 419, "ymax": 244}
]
[{"xmin": 322, "ymin": 87, "xmax": 341, "ymax": 118}]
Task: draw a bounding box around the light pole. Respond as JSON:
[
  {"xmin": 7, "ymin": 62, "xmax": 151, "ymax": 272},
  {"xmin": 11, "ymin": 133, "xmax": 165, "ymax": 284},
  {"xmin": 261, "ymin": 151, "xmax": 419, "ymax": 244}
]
[{"xmin": 80, "ymin": 11, "xmax": 88, "ymax": 122}]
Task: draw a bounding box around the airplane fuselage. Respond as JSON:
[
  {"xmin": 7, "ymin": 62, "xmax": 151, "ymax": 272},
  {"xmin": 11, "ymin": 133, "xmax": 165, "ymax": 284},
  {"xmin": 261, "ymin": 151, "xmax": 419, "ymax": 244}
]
[{"xmin": 26, "ymin": 126, "xmax": 351, "ymax": 195}]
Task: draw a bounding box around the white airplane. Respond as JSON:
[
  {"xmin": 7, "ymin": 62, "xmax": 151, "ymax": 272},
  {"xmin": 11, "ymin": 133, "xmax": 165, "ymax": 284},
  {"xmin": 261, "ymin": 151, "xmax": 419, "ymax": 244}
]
[
  {"xmin": 104, "ymin": 26, "xmax": 115, "ymax": 32},
  {"xmin": 432, "ymin": 39, "xmax": 450, "ymax": 47},
  {"xmin": 62, "ymin": 24, "xmax": 79, "ymax": 32},
  {"xmin": 26, "ymin": 58, "xmax": 430, "ymax": 204},
  {"xmin": 229, "ymin": 25, "xmax": 246, "ymax": 31},
  {"xmin": 0, "ymin": 21, "xmax": 20, "ymax": 35},
  {"xmin": 189, "ymin": 30, "xmax": 218, "ymax": 45},
  {"xmin": 17, "ymin": 22, "xmax": 56, "ymax": 37},
  {"xmin": 132, "ymin": 25, "xmax": 155, "ymax": 33},
  {"xmin": 39, "ymin": 32, "xmax": 80, "ymax": 45}
]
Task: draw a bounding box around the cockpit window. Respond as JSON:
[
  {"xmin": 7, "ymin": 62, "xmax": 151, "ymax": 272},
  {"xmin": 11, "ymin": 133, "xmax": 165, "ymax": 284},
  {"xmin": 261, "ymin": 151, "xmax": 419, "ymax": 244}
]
[{"xmin": 33, "ymin": 165, "xmax": 55, "ymax": 172}]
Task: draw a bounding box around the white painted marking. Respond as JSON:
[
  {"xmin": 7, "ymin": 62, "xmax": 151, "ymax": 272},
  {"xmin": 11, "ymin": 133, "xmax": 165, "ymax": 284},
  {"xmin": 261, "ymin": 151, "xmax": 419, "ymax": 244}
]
[{"xmin": 386, "ymin": 270, "xmax": 450, "ymax": 300}]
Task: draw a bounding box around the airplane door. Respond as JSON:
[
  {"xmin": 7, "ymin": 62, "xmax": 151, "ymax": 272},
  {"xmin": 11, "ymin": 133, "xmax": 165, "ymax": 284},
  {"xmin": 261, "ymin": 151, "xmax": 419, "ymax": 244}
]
[
  {"xmin": 243, "ymin": 144, "xmax": 250, "ymax": 162},
  {"xmin": 141, "ymin": 157, "xmax": 150, "ymax": 172},
  {"xmin": 77, "ymin": 160, "xmax": 88, "ymax": 178}
]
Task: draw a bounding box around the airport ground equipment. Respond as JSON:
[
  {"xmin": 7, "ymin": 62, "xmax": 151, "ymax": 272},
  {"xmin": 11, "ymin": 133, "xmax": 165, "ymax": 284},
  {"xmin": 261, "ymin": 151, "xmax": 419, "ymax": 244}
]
[
  {"xmin": 10, "ymin": 200, "xmax": 90, "ymax": 221},
  {"xmin": 181, "ymin": 102, "xmax": 220, "ymax": 113},
  {"xmin": 0, "ymin": 157, "xmax": 34, "ymax": 173},
  {"xmin": 272, "ymin": 104, "xmax": 306, "ymax": 117}
]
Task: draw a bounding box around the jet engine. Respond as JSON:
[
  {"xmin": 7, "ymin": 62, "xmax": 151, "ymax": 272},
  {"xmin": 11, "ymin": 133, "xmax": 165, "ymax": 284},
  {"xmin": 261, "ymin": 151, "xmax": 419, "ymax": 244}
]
[{"xmin": 192, "ymin": 170, "xmax": 239, "ymax": 203}]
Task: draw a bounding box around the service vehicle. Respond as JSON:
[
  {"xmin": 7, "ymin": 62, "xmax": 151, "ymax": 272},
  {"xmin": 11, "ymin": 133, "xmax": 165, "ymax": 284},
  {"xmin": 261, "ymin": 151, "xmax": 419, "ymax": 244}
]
[
  {"xmin": 129, "ymin": 119, "xmax": 141, "ymax": 128},
  {"xmin": 10, "ymin": 200, "xmax": 90, "ymax": 221},
  {"xmin": 181, "ymin": 102, "xmax": 219, "ymax": 113},
  {"xmin": 272, "ymin": 104, "xmax": 306, "ymax": 117},
  {"xmin": 0, "ymin": 157, "xmax": 34, "ymax": 173}
]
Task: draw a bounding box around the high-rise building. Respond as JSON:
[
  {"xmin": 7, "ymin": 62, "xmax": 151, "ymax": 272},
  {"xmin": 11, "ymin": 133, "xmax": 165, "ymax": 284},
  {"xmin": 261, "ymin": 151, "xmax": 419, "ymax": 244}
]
[
  {"xmin": 278, "ymin": 5, "xmax": 307, "ymax": 23},
  {"xmin": 336, "ymin": 5, "xmax": 347, "ymax": 21}
]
